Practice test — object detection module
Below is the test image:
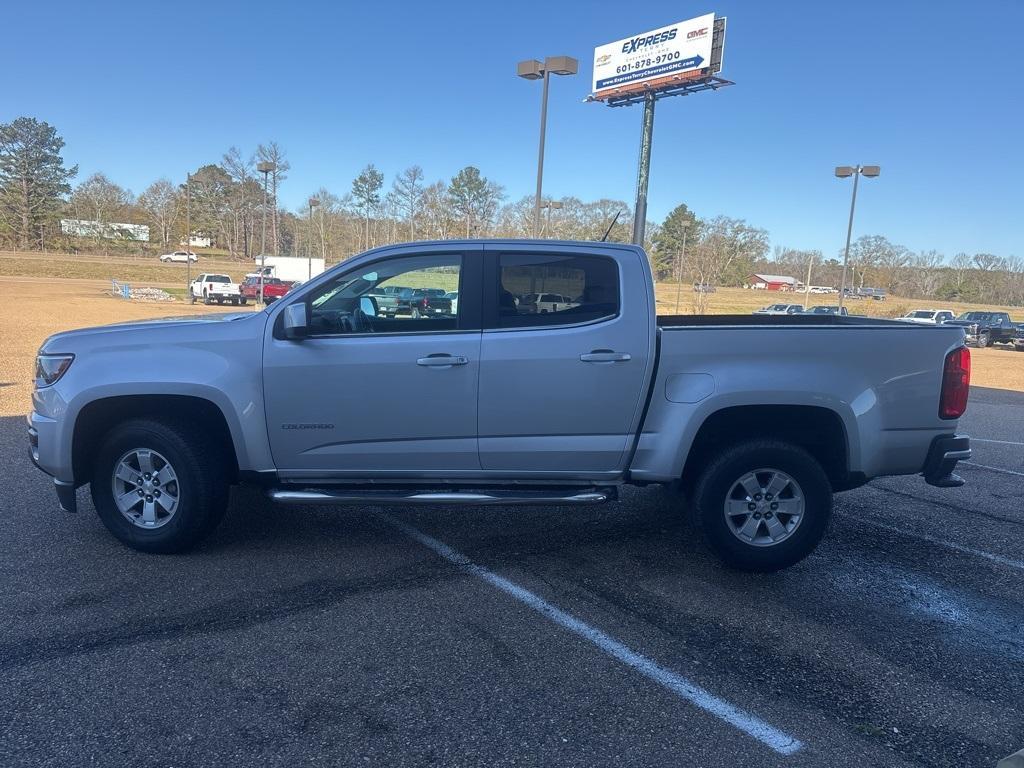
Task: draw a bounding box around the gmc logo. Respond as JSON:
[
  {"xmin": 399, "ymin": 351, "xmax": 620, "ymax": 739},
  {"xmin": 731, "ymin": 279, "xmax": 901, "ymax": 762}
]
[{"xmin": 687, "ymin": 27, "xmax": 708, "ymax": 39}]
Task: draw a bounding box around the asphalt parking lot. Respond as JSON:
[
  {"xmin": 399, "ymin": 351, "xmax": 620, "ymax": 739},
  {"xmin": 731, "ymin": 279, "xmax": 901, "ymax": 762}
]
[{"xmin": 1, "ymin": 386, "xmax": 1022, "ymax": 767}]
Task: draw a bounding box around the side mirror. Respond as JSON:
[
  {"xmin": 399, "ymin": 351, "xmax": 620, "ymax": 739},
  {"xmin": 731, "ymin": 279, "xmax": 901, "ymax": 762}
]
[{"xmin": 282, "ymin": 302, "xmax": 309, "ymax": 340}]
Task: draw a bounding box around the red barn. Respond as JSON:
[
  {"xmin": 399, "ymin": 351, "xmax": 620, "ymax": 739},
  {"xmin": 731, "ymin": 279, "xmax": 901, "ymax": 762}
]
[{"xmin": 749, "ymin": 273, "xmax": 798, "ymax": 291}]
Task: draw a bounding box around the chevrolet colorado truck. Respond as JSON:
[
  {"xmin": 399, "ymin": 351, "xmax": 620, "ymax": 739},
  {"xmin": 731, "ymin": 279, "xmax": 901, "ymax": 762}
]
[{"xmin": 28, "ymin": 240, "xmax": 972, "ymax": 571}]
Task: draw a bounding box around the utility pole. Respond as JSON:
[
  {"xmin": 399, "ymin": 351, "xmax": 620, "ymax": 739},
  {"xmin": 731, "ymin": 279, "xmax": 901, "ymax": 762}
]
[{"xmin": 632, "ymin": 91, "xmax": 656, "ymax": 246}]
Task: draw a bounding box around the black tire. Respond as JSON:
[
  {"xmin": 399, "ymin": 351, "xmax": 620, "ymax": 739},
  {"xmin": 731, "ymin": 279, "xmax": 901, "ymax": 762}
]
[
  {"xmin": 203, "ymin": 290, "xmax": 211, "ymax": 305},
  {"xmin": 976, "ymin": 332, "xmax": 990, "ymax": 348},
  {"xmin": 90, "ymin": 418, "xmax": 229, "ymax": 554},
  {"xmin": 691, "ymin": 440, "xmax": 832, "ymax": 572},
  {"xmin": 239, "ymin": 297, "xmax": 247, "ymax": 305},
  {"xmin": 188, "ymin": 289, "xmax": 196, "ymax": 305},
  {"xmin": 411, "ymin": 307, "xmax": 421, "ymax": 319}
]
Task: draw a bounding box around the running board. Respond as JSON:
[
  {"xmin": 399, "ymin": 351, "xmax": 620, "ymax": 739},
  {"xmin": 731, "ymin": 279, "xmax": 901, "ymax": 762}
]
[{"xmin": 267, "ymin": 488, "xmax": 615, "ymax": 506}]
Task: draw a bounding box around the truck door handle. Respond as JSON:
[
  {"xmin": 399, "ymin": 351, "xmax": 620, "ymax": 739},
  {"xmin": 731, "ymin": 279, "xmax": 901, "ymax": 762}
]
[
  {"xmin": 580, "ymin": 350, "xmax": 631, "ymax": 363},
  {"xmin": 417, "ymin": 354, "xmax": 468, "ymax": 367}
]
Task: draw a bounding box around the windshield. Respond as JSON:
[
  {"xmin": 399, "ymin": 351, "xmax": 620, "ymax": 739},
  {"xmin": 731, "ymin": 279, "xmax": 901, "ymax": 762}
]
[
  {"xmin": 206, "ymin": 275, "xmax": 230, "ymax": 283},
  {"xmin": 909, "ymin": 310, "xmax": 934, "ymax": 318},
  {"xmin": 957, "ymin": 312, "xmax": 993, "ymax": 321}
]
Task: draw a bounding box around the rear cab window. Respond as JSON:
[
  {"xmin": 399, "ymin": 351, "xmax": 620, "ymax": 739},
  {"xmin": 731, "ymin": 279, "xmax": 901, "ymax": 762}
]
[{"xmin": 489, "ymin": 252, "xmax": 619, "ymax": 329}]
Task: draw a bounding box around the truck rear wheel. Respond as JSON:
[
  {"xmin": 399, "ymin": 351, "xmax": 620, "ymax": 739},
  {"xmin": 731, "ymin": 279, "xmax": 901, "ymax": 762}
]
[
  {"xmin": 203, "ymin": 290, "xmax": 211, "ymax": 305},
  {"xmin": 691, "ymin": 440, "xmax": 831, "ymax": 572},
  {"xmin": 90, "ymin": 418, "xmax": 229, "ymax": 554}
]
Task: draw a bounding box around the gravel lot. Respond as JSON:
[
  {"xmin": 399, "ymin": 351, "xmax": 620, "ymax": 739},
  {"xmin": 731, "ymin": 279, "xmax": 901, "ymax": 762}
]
[{"xmin": 2, "ymin": 383, "xmax": 1022, "ymax": 766}]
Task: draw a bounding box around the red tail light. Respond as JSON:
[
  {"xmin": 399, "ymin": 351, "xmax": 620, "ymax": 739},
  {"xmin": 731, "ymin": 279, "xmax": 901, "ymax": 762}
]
[
  {"xmin": 421, "ymin": 298, "xmax": 429, "ymax": 308},
  {"xmin": 939, "ymin": 346, "xmax": 970, "ymax": 419}
]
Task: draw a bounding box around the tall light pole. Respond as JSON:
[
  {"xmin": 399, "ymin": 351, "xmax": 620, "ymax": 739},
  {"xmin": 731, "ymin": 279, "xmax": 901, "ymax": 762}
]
[
  {"xmin": 539, "ymin": 199, "xmax": 563, "ymax": 237},
  {"xmin": 185, "ymin": 172, "xmax": 193, "ymax": 304},
  {"xmin": 518, "ymin": 56, "xmax": 578, "ymax": 238},
  {"xmin": 256, "ymin": 161, "xmax": 275, "ymax": 306},
  {"xmin": 307, "ymin": 196, "xmax": 319, "ymax": 281},
  {"xmin": 835, "ymin": 164, "xmax": 880, "ymax": 309}
]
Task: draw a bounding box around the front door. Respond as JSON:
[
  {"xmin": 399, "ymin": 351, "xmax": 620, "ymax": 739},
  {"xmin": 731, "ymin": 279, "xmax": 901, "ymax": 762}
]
[
  {"xmin": 477, "ymin": 245, "xmax": 653, "ymax": 474},
  {"xmin": 264, "ymin": 247, "xmax": 482, "ymax": 476}
]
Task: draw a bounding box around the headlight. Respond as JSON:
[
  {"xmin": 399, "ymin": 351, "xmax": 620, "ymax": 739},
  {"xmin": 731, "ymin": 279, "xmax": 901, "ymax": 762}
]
[{"xmin": 35, "ymin": 354, "xmax": 74, "ymax": 388}]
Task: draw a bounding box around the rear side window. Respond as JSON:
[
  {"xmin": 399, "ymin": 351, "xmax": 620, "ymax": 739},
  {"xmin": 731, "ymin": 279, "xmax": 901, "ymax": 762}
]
[{"xmin": 494, "ymin": 253, "xmax": 619, "ymax": 329}]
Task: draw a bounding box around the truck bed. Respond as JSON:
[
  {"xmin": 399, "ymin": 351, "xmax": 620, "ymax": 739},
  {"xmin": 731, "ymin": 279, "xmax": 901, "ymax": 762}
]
[{"xmin": 657, "ymin": 314, "xmax": 918, "ymax": 328}]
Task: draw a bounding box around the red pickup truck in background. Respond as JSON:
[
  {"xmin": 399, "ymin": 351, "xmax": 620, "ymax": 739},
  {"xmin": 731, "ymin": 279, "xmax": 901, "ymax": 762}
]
[{"xmin": 240, "ymin": 276, "xmax": 297, "ymax": 304}]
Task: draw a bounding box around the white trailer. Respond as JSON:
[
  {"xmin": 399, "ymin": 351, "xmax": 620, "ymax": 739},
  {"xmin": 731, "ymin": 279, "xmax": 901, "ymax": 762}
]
[{"xmin": 259, "ymin": 256, "xmax": 325, "ymax": 283}]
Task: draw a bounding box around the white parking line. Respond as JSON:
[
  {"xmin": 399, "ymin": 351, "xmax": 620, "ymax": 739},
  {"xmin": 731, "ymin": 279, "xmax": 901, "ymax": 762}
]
[
  {"xmin": 378, "ymin": 512, "xmax": 804, "ymax": 756},
  {"xmin": 971, "ymin": 438, "xmax": 1024, "ymax": 447},
  {"xmin": 859, "ymin": 518, "xmax": 1024, "ymax": 572},
  {"xmin": 963, "ymin": 461, "xmax": 1024, "ymax": 478}
]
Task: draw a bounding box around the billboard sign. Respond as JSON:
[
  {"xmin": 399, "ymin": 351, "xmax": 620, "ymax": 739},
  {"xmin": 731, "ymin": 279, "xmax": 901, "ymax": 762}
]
[{"xmin": 592, "ymin": 13, "xmax": 716, "ymax": 96}]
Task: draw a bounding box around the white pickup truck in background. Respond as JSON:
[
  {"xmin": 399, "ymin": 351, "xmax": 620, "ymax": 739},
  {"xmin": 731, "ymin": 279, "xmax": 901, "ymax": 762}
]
[{"xmin": 189, "ymin": 273, "xmax": 242, "ymax": 305}]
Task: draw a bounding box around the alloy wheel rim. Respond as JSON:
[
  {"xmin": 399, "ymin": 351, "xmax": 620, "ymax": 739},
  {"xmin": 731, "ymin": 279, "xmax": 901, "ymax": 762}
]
[
  {"xmin": 723, "ymin": 468, "xmax": 804, "ymax": 547},
  {"xmin": 111, "ymin": 448, "xmax": 180, "ymax": 529}
]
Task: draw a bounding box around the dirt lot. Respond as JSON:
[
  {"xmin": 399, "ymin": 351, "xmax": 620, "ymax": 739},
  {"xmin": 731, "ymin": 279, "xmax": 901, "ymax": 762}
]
[
  {"xmin": 2, "ymin": 275, "xmax": 1022, "ymax": 417},
  {"xmin": 0, "ymin": 278, "xmax": 240, "ymax": 417}
]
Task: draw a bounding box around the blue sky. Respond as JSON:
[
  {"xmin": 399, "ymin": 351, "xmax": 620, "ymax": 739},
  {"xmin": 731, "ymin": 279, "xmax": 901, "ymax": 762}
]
[{"xmin": 3, "ymin": 0, "xmax": 1021, "ymax": 259}]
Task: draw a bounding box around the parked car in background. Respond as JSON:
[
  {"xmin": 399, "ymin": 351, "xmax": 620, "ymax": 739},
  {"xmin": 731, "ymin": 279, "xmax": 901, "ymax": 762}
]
[
  {"xmin": 189, "ymin": 273, "xmax": 241, "ymax": 305},
  {"xmin": 945, "ymin": 311, "xmax": 1019, "ymax": 347},
  {"xmin": 368, "ymin": 287, "xmax": 401, "ymax": 318},
  {"xmin": 1013, "ymin": 323, "xmax": 1024, "ymax": 351},
  {"xmin": 519, "ymin": 293, "xmax": 580, "ymax": 314},
  {"xmin": 896, "ymin": 309, "xmax": 956, "ymax": 325},
  {"xmin": 240, "ymin": 276, "xmax": 295, "ymax": 305},
  {"xmin": 754, "ymin": 304, "xmax": 805, "ymax": 315},
  {"xmin": 806, "ymin": 305, "xmax": 848, "ymax": 316},
  {"xmin": 693, "ymin": 283, "xmax": 716, "ymax": 293},
  {"xmin": 857, "ymin": 287, "xmax": 887, "ymax": 301},
  {"xmin": 395, "ymin": 287, "xmax": 453, "ymax": 319},
  {"xmin": 159, "ymin": 251, "xmax": 198, "ymax": 263},
  {"xmin": 29, "ymin": 239, "xmax": 972, "ymax": 573}
]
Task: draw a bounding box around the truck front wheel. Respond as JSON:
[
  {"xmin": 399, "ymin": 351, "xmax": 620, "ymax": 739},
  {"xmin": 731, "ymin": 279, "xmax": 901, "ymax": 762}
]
[
  {"xmin": 90, "ymin": 418, "xmax": 229, "ymax": 553},
  {"xmin": 691, "ymin": 440, "xmax": 831, "ymax": 572}
]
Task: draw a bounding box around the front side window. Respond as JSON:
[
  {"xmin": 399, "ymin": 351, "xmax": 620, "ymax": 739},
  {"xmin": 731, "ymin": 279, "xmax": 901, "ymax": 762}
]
[
  {"xmin": 306, "ymin": 253, "xmax": 461, "ymax": 335},
  {"xmin": 494, "ymin": 253, "xmax": 618, "ymax": 329}
]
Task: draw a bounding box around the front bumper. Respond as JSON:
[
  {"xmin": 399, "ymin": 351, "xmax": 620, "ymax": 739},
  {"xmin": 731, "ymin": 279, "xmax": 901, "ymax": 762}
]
[
  {"xmin": 922, "ymin": 434, "xmax": 971, "ymax": 488},
  {"xmin": 28, "ymin": 409, "xmax": 78, "ymax": 513},
  {"xmin": 28, "ymin": 423, "xmax": 77, "ymax": 513}
]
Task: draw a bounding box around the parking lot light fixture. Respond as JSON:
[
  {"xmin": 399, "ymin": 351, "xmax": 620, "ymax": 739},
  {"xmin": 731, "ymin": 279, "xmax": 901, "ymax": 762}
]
[
  {"xmin": 836, "ymin": 164, "xmax": 880, "ymax": 309},
  {"xmin": 307, "ymin": 197, "xmax": 320, "ymax": 281},
  {"xmin": 518, "ymin": 56, "xmax": 578, "ymax": 238}
]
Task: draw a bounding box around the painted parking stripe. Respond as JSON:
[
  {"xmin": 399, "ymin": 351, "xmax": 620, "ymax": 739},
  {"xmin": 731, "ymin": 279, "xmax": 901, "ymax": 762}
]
[
  {"xmin": 971, "ymin": 438, "xmax": 1024, "ymax": 447},
  {"xmin": 858, "ymin": 517, "xmax": 1024, "ymax": 572},
  {"xmin": 963, "ymin": 461, "xmax": 1024, "ymax": 478},
  {"xmin": 378, "ymin": 512, "xmax": 804, "ymax": 756}
]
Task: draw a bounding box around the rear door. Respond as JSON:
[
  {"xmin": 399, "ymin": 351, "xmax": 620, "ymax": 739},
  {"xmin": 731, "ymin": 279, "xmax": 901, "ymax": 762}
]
[{"xmin": 477, "ymin": 244, "xmax": 654, "ymax": 474}]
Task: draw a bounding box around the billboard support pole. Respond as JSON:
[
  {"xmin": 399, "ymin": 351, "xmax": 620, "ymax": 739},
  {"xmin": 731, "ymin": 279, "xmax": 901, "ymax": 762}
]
[{"xmin": 631, "ymin": 91, "xmax": 656, "ymax": 245}]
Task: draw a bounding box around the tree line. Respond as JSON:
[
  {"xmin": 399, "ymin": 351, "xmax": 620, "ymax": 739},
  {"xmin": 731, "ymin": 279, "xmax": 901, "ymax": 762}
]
[{"xmin": 1, "ymin": 116, "xmax": 1020, "ymax": 308}]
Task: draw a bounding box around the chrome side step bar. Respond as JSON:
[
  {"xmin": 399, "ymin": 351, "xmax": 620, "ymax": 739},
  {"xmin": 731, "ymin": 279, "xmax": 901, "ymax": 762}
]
[{"xmin": 267, "ymin": 488, "xmax": 614, "ymax": 506}]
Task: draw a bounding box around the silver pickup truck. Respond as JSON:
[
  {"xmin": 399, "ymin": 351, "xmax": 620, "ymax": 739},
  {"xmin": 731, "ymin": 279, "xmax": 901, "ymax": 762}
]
[{"xmin": 28, "ymin": 240, "xmax": 972, "ymax": 571}]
